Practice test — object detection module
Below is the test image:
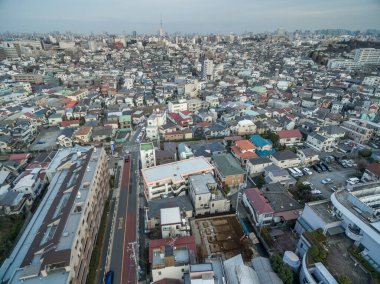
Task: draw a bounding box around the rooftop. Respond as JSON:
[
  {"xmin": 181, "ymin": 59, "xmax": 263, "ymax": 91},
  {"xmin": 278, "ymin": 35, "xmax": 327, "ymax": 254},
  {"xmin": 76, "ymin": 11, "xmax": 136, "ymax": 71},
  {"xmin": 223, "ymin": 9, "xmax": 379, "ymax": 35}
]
[
  {"xmin": 140, "ymin": 142, "xmax": 154, "ymax": 151},
  {"xmin": 212, "ymin": 153, "xmax": 245, "ymax": 177},
  {"xmin": 142, "ymin": 157, "xmax": 214, "ymax": 185},
  {"xmin": 160, "ymin": 207, "xmax": 182, "ymax": 225},
  {"xmin": 189, "ymin": 173, "xmax": 217, "ymax": 195}
]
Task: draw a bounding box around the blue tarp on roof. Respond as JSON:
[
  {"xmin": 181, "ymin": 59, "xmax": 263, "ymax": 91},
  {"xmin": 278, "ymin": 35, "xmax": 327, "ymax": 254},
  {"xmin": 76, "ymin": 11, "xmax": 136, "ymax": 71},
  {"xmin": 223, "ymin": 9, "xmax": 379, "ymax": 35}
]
[
  {"xmin": 250, "ymin": 135, "xmax": 272, "ymax": 147},
  {"xmin": 256, "ymin": 149, "xmax": 276, "ymax": 157}
]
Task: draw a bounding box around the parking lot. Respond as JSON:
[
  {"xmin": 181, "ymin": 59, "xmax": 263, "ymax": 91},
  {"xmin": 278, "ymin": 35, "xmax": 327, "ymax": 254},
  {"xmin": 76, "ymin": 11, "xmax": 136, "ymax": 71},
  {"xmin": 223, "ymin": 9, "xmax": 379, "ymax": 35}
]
[{"xmin": 298, "ymin": 164, "xmax": 358, "ymax": 199}]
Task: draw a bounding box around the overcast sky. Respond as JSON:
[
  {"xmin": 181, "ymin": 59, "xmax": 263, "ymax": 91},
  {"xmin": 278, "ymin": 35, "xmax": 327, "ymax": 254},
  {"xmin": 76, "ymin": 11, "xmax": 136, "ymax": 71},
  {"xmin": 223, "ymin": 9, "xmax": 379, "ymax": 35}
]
[{"xmin": 1, "ymin": 0, "xmax": 379, "ymax": 34}]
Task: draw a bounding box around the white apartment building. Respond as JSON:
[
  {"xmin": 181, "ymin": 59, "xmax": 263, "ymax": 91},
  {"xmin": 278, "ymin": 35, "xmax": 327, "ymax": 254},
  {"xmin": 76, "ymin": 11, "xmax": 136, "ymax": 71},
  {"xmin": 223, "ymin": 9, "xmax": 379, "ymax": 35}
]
[
  {"xmin": 354, "ymin": 48, "xmax": 380, "ymax": 66},
  {"xmin": 188, "ymin": 173, "xmax": 230, "ymax": 216},
  {"xmin": 202, "ymin": 59, "xmax": 214, "ymax": 81},
  {"xmin": 141, "ymin": 157, "xmax": 214, "ymax": 200},
  {"xmin": 341, "ymin": 120, "xmax": 373, "ymax": 143},
  {"xmin": 168, "ymin": 99, "xmax": 188, "ymax": 113},
  {"xmin": 140, "ymin": 142, "xmax": 156, "ymax": 169},
  {"xmin": 0, "ymin": 147, "xmax": 110, "ymax": 284},
  {"xmin": 363, "ymin": 76, "xmax": 380, "ymax": 88},
  {"xmin": 160, "ymin": 207, "xmax": 190, "ymax": 239},
  {"xmin": 147, "ymin": 112, "xmax": 167, "ymax": 127}
]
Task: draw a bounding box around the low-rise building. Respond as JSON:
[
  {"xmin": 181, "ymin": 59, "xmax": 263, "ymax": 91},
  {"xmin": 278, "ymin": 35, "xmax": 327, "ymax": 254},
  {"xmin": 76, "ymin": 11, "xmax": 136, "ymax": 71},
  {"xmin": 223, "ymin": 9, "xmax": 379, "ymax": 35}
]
[
  {"xmin": 160, "ymin": 207, "xmax": 190, "ymax": 239},
  {"xmin": 141, "ymin": 157, "xmax": 214, "ymax": 200},
  {"xmin": 297, "ymin": 148, "xmax": 319, "ymax": 166},
  {"xmin": 246, "ymin": 157, "xmax": 273, "ymax": 175},
  {"xmin": 277, "ymin": 129, "xmax": 302, "ymax": 146},
  {"xmin": 306, "ymin": 132, "xmax": 335, "ymax": 152},
  {"xmin": 212, "ymin": 153, "xmax": 245, "ymax": 191},
  {"xmin": 189, "ymin": 173, "xmax": 230, "ymax": 216},
  {"xmin": 270, "ymin": 150, "xmax": 300, "ymax": 169},
  {"xmin": 149, "ymin": 236, "xmax": 196, "ymax": 282},
  {"xmin": 140, "ymin": 142, "xmax": 156, "ymax": 169}
]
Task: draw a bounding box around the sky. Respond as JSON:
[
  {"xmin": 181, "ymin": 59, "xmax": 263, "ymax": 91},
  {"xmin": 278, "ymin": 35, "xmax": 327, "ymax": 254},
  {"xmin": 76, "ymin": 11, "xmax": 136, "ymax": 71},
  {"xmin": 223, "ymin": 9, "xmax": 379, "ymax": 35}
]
[{"xmin": 0, "ymin": 0, "xmax": 379, "ymax": 34}]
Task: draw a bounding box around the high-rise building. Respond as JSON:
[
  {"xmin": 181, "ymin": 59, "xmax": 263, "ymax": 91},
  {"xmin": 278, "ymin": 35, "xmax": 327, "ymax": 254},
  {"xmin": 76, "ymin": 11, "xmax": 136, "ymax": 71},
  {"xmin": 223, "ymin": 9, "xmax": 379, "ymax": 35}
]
[
  {"xmin": 0, "ymin": 146, "xmax": 110, "ymax": 284},
  {"xmin": 132, "ymin": 31, "xmax": 137, "ymax": 39},
  {"xmin": 202, "ymin": 58, "xmax": 214, "ymax": 81},
  {"xmin": 354, "ymin": 48, "xmax": 380, "ymax": 66}
]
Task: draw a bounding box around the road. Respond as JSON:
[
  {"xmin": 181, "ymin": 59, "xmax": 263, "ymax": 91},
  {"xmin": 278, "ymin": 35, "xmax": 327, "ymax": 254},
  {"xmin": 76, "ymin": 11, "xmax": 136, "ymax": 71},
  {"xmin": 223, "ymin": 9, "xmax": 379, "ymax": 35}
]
[{"xmin": 108, "ymin": 147, "xmax": 140, "ymax": 284}]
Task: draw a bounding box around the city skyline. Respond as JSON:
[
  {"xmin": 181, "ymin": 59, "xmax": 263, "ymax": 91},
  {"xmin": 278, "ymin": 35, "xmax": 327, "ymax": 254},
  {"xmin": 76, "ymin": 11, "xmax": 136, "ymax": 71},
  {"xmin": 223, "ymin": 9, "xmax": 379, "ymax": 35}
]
[{"xmin": 1, "ymin": 0, "xmax": 380, "ymax": 34}]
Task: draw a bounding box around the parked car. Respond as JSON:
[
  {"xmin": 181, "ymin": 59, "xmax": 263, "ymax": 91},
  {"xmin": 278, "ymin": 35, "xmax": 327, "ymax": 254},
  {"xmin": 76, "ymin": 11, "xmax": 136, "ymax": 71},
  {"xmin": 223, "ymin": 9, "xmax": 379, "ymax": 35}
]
[
  {"xmin": 321, "ymin": 162, "xmax": 332, "ymax": 172},
  {"xmin": 346, "ymin": 177, "xmax": 360, "ymax": 185},
  {"xmin": 303, "ymin": 168, "xmax": 313, "ymax": 175},
  {"xmin": 321, "ymin": 178, "xmax": 334, "ymax": 184},
  {"xmin": 317, "ymin": 163, "xmax": 326, "ymax": 172},
  {"xmin": 330, "ymin": 186, "xmax": 338, "ymax": 192},
  {"xmin": 312, "ymin": 164, "xmax": 322, "ymax": 173},
  {"xmin": 311, "ymin": 189, "xmax": 322, "ymax": 195}
]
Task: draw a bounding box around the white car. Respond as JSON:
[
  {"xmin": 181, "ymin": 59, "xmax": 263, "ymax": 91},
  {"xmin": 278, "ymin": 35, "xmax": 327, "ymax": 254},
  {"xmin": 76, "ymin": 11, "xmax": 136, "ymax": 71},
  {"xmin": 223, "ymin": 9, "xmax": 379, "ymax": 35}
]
[
  {"xmin": 311, "ymin": 189, "xmax": 322, "ymax": 195},
  {"xmin": 321, "ymin": 178, "xmax": 334, "ymax": 184},
  {"xmin": 303, "ymin": 168, "xmax": 313, "ymax": 175},
  {"xmin": 346, "ymin": 177, "xmax": 360, "ymax": 185}
]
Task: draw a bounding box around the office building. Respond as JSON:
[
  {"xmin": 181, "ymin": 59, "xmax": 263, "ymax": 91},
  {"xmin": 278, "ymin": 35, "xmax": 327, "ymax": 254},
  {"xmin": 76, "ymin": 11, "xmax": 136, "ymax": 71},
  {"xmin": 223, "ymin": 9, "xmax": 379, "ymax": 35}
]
[{"xmin": 354, "ymin": 48, "xmax": 380, "ymax": 66}]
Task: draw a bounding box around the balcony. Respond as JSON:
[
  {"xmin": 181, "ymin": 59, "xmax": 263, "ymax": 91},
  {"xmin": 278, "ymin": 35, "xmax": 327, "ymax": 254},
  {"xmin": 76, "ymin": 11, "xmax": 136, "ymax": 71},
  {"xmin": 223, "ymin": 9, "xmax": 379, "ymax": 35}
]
[{"xmin": 345, "ymin": 224, "xmax": 363, "ymax": 242}]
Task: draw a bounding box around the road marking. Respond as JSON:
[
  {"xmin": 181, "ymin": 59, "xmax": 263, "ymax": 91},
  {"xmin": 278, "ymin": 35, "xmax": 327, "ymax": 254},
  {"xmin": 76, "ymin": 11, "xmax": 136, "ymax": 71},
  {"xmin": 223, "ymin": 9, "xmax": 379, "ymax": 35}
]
[
  {"xmin": 121, "ymin": 158, "xmax": 131, "ymax": 284},
  {"xmin": 118, "ymin": 217, "xmax": 124, "ymax": 229}
]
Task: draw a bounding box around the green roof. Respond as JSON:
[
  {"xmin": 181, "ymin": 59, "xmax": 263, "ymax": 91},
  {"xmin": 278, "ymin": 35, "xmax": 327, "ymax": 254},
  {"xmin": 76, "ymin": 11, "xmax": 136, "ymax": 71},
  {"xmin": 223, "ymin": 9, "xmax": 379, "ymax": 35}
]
[
  {"xmin": 212, "ymin": 153, "xmax": 245, "ymax": 177},
  {"xmin": 140, "ymin": 142, "xmax": 154, "ymax": 151},
  {"xmin": 119, "ymin": 115, "xmax": 131, "ymax": 122}
]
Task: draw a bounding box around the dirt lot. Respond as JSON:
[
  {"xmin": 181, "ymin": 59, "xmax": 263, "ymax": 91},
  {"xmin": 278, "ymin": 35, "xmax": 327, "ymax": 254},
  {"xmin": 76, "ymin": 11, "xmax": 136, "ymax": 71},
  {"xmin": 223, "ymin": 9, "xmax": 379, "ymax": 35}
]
[{"xmin": 191, "ymin": 214, "xmax": 255, "ymax": 262}]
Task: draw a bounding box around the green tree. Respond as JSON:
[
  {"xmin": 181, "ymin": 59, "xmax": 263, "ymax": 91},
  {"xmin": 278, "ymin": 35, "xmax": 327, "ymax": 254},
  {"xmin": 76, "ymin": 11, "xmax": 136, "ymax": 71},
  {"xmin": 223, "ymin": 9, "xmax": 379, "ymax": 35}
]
[
  {"xmin": 337, "ymin": 275, "xmax": 352, "ymax": 284},
  {"xmin": 255, "ymin": 175, "xmax": 266, "ymax": 188},
  {"xmin": 359, "ymin": 148, "xmax": 372, "ymax": 158},
  {"xmin": 278, "ymin": 265, "xmax": 294, "ymax": 284}
]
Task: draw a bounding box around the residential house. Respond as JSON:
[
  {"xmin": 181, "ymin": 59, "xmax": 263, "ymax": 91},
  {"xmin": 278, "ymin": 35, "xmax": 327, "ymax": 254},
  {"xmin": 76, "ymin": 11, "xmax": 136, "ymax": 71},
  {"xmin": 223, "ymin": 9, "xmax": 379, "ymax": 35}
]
[
  {"xmin": 297, "ymin": 148, "xmax": 320, "ymax": 166},
  {"xmin": 212, "ymin": 153, "xmax": 245, "ymax": 191},
  {"xmin": 270, "ymin": 150, "xmax": 301, "ymax": 169},
  {"xmin": 246, "ymin": 157, "xmax": 273, "ymax": 176},
  {"xmin": 306, "ymin": 132, "xmax": 335, "ymax": 152},
  {"xmin": 231, "ymin": 140, "xmax": 258, "ymax": 165},
  {"xmin": 362, "ymin": 163, "xmax": 380, "ymax": 182},
  {"xmin": 73, "ymin": 126, "xmax": 92, "ymax": 143},
  {"xmin": 264, "ymin": 165, "xmax": 296, "ymax": 188},
  {"xmin": 277, "ymin": 129, "xmax": 302, "ymax": 146}
]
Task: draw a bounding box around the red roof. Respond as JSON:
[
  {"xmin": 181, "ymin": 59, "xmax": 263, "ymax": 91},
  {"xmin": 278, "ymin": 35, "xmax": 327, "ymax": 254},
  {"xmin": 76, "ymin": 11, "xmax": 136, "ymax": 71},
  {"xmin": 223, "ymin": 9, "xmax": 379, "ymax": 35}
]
[
  {"xmin": 9, "ymin": 153, "xmax": 31, "ymax": 161},
  {"xmin": 235, "ymin": 140, "xmax": 256, "ymax": 151},
  {"xmin": 60, "ymin": 120, "xmax": 80, "ymax": 127},
  {"xmin": 366, "ymin": 163, "xmax": 380, "ymax": 177},
  {"xmin": 64, "ymin": 101, "xmax": 78, "ymax": 109},
  {"xmin": 243, "ymin": 188, "xmax": 274, "ymax": 214},
  {"xmin": 231, "ymin": 146, "xmax": 258, "ymax": 159},
  {"xmin": 149, "ymin": 236, "xmax": 196, "ymax": 263},
  {"xmin": 277, "ymin": 129, "xmax": 302, "ymax": 139}
]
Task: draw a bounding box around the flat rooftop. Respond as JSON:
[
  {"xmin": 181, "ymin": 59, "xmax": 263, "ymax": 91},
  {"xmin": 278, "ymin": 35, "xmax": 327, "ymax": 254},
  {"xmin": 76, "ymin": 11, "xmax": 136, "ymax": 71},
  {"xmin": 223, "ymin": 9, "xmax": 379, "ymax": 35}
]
[
  {"xmin": 160, "ymin": 207, "xmax": 181, "ymax": 225},
  {"xmin": 189, "ymin": 173, "xmax": 216, "ymax": 195},
  {"xmin": 142, "ymin": 157, "xmax": 214, "ymax": 185},
  {"xmin": 140, "ymin": 142, "xmax": 154, "ymax": 151},
  {"xmin": 308, "ymin": 200, "xmax": 340, "ymax": 224}
]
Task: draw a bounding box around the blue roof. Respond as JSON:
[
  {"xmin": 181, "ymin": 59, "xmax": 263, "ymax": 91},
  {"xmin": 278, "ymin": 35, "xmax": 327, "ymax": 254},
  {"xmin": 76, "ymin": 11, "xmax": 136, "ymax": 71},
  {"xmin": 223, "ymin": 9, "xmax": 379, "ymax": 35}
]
[
  {"xmin": 256, "ymin": 149, "xmax": 276, "ymax": 157},
  {"xmin": 250, "ymin": 135, "xmax": 272, "ymax": 147}
]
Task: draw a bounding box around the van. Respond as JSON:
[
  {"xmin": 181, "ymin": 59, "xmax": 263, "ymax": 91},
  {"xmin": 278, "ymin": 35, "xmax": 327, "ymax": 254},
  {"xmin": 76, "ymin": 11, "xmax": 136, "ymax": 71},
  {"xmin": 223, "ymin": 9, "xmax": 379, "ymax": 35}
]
[
  {"xmin": 288, "ymin": 168, "xmax": 299, "ymax": 177},
  {"xmin": 293, "ymin": 167, "xmax": 304, "ymax": 176}
]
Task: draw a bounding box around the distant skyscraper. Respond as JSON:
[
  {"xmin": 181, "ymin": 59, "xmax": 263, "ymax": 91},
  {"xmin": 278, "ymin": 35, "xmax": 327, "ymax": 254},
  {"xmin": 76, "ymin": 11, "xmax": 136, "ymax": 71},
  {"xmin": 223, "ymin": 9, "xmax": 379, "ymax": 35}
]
[
  {"xmin": 202, "ymin": 58, "xmax": 214, "ymax": 81},
  {"xmin": 132, "ymin": 31, "xmax": 137, "ymax": 39},
  {"xmin": 159, "ymin": 16, "xmax": 165, "ymax": 37}
]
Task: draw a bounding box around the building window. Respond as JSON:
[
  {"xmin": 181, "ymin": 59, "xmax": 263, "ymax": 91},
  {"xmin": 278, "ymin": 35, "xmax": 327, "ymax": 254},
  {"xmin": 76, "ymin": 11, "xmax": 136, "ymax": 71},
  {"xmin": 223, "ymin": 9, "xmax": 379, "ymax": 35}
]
[
  {"xmin": 158, "ymin": 271, "xmax": 161, "ymax": 275},
  {"xmin": 199, "ymin": 196, "xmax": 201, "ymax": 200}
]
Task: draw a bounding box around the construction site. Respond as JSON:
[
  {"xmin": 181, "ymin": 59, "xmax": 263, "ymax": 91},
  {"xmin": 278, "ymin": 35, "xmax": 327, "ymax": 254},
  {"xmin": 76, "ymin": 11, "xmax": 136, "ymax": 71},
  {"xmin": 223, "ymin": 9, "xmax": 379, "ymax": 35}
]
[{"xmin": 191, "ymin": 214, "xmax": 256, "ymax": 262}]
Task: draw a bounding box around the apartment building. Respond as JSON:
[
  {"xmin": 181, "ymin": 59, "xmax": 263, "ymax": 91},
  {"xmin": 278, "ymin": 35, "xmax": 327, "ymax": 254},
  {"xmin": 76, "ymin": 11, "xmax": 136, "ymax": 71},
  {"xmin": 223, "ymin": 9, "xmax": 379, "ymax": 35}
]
[
  {"xmin": 160, "ymin": 207, "xmax": 190, "ymax": 239},
  {"xmin": 354, "ymin": 48, "xmax": 380, "ymax": 66},
  {"xmin": 168, "ymin": 99, "xmax": 188, "ymax": 113},
  {"xmin": 13, "ymin": 74, "xmax": 43, "ymax": 84},
  {"xmin": 188, "ymin": 173, "xmax": 230, "ymax": 216},
  {"xmin": 0, "ymin": 147, "xmax": 110, "ymax": 284},
  {"xmin": 141, "ymin": 157, "xmax": 214, "ymax": 200},
  {"xmin": 140, "ymin": 142, "xmax": 156, "ymax": 169},
  {"xmin": 341, "ymin": 120, "xmax": 373, "ymax": 143},
  {"xmin": 306, "ymin": 132, "xmax": 335, "ymax": 152}
]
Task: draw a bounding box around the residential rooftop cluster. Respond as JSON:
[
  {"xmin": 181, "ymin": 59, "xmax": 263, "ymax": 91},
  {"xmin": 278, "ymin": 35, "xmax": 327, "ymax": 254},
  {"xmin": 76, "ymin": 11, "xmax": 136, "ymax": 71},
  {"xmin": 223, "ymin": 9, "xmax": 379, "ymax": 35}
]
[{"xmin": 0, "ymin": 29, "xmax": 380, "ymax": 284}]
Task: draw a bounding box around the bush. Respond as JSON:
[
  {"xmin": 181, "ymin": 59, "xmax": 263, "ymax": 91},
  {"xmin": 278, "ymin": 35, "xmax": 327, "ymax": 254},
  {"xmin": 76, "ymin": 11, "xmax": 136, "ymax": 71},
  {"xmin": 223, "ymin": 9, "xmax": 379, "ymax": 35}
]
[
  {"xmin": 359, "ymin": 148, "xmax": 372, "ymax": 158},
  {"xmin": 255, "ymin": 175, "xmax": 266, "ymax": 189},
  {"xmin": 337, "ymin": 275, "xmax": 352, "ymax": 284},
  {"xmin": 270, "ymin": 255, "xmax": 295, "ymax": 284}
]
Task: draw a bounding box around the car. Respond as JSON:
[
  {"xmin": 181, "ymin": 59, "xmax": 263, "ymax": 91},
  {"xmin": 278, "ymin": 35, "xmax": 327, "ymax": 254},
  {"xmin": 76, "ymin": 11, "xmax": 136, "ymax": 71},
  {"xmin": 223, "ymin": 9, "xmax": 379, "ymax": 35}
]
[
  {"xmin": 125, "ymin": 155, "xmax": 130, "ymax": 162},
  {"xmin": 346, "ymin": 177, "xmax": 360, "ymax": 185},
  {"xmin": 320, "ymin": 162, "xmax": 332, "ymax": 172},
  {"xmin": 321, "ymin": 178, "xmax": 334, "ymax": 184},
  {"xmin": 317, "ymin": 163, "xmax": 326, "ymax": 172},
  {"xmin": 330, "ymin": 186, "xmax": 338, "ymax": 192},
  {"xmin": 303, "ymin": 168, "xmax": 313, "ymax": 175},
  {"xmin": 312, "ymin": 164, "xmax": 322, "ymax": 173},
  {"xmin": 311, "ymin": 189, "xmax": 322, "ymax": 195},
  {"xmin": 105, "ymin": 271, "xmax": 114, "ymax": 284}
]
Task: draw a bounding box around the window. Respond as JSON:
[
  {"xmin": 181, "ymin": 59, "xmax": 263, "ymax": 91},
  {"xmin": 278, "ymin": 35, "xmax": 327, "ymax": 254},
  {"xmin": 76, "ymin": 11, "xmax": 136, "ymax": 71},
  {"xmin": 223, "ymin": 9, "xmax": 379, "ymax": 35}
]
[
  {"xmin": 198, "ymin": 196, "xmax": 201, "ymax": 201},
  {"xmin": 158, "ymin": 272, "xmax": 161, "ymax": 276}
]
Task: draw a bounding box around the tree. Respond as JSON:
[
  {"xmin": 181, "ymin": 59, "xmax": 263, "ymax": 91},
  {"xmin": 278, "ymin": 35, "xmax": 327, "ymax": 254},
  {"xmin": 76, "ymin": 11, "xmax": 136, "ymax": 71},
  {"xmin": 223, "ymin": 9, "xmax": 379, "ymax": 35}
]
[
  {"xmin": 255, "ymin": 175, "xmax": 266, "ymax": 188},
  {"xmin": 337, "ymin": 275, "xmax": 352, "ymax": 284},
  {"xmin": 359, "ymin": 148, "xmax": 372, "ymax": 158},
  {"xmin": 278, "ymin": 265, "xmax": 294, "ymax": 284}
]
